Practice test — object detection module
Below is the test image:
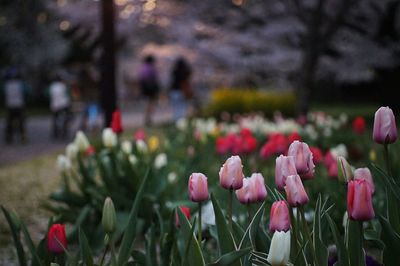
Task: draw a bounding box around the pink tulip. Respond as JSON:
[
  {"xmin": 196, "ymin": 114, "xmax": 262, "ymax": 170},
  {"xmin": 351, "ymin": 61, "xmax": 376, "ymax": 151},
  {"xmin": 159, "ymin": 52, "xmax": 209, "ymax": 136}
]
[
  {"xmin": 354, "ymin": 168, "xmax": 374, "ymax": 194},
  {"xmin": 373, "ymin": 106, "xmax": 397, "ymax": 144},
  {"xmin": 188, "ymin": 173, "xmax": 209, "ymax": 202},
  {"xmin": 284, "ymin": 175, "xmax": 309, "ymax": 207},
  {"xmin": 219, "ymin": 155, "xmax": 244, "ymax": 190},
  {"xmin": 347, "ymin": 179, "xmax": 374, "ymax": 221},
  {"xmin": 269, "ymin": 201, "xmax": 290, "ymax": 232},
  {"xmin": 235, "ymin": 178, "xmax": 252, "ymax": 204},
  {"xmin": 236, "ymin": 173, "xmax": 267, "ymax": 204},
  {"xmin": 288, "ymin": 141, "xmax": 315, "ymax": 179},
  {"xmin": 275, "ymin": 155, "xmax": 297, "ymax": 190},
  {"xmin": 251, "ymin": 173, "xmax": 267, "ymax": 202}
]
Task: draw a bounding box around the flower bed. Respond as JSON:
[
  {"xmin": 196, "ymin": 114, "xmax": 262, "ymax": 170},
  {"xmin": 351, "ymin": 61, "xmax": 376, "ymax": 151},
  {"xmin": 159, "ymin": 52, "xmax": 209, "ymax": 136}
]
[{"xmin": 2, "ymin": 107, "xmax": 400, "ymax": 265}]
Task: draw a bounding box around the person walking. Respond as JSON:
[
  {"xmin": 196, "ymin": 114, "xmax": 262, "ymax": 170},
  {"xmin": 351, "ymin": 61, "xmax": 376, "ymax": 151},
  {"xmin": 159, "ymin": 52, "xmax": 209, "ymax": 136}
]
[
  {"xmin": 3, "ymin": 69, "xmax": 29, "ymax": 144},
  {"xmin": 169, "ymin": 57, "xmax": 192, "ymax": 121},
  {"xmin": 48, "ymin": 75, "xmax": 71, "ymax": 139},
  {"xmin": 138, "ymin": 55, "xmax": 160, "ymax": 126}
]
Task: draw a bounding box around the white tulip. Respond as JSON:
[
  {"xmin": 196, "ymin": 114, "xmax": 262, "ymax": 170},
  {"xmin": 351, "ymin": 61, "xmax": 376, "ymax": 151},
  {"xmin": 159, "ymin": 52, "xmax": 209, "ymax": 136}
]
[
  {"xmin": 102, "ymin": 128, "xmax": 117, "ymax": 148},
  {"xmin": 121, "ymin": 140, "xmax": 132, "ymax": 154},
  {"xmin": 136, "ymin": 140, "xmax": 148, "ymax": 153},
  {"xmin": 65, "ymin": 143, "xmax": 78, "ymax": 160},
  {"xmin": 267, "ymin": 231, "xmax": 291, "ymax": 266},
  {"xmin": 129, "ymin": 154, "xmax": 138, "ymax": 165},
  {"xmin": 57, "ymin": 155, "xmax": 72, "ymax": 173},
  {"xmin": 74, "ymin": 131, "xmax": 90, "ymax": 152},
  {"xmin": 167, "ymin": 172, "xmax": 177, "ymax": 183},
  {"xmin": 154, "ymin": 153, "xmax": 167, "ymax": 169}
]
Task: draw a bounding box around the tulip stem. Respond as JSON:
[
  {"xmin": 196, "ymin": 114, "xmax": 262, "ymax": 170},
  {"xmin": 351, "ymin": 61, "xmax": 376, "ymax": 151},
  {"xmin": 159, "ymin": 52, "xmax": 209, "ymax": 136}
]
[
  {"xmin": 299, "ymin": 206, "xmax": 316, "ymax": 264},
  {"xmin": 198, "ymin": 202, "xmax": 202, "ymax": 244},
  {"xmin": 228, "ymin": 189, "xmax": 233, "ymax": 232},
  {"xmin": 383, "ymin": 144, "xmax": 392, "ymax": 176}
]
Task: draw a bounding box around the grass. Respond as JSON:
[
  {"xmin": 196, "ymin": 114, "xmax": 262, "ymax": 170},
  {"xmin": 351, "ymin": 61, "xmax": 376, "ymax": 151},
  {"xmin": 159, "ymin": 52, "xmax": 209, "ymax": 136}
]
[{"xmin": 0, "ymin": 152, "xmax": 61, "ymax": 248}]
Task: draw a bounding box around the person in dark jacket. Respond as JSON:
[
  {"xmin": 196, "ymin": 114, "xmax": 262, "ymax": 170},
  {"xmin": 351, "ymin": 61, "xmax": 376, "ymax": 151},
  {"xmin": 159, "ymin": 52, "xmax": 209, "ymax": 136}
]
[{"xmin": 169, "ymin": 57, "xmax": 192, "ymax": 121}]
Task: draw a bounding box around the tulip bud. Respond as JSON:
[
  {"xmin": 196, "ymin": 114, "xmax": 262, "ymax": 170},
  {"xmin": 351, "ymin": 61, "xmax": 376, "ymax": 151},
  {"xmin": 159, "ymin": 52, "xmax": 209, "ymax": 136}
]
[
  {"xmin": 111, "ymin": 109, "xmax": 123, "ymax": 134},
  {"xmin": 74, "ymin": 131, "xmax": 90, "ymax": 152},
  {"xmin": 47, "ymin": 224, "xmax": 68, "ymax": 254},
  {"xmin": 148, "ymin": 136, "xmax": 160, "ymax": 152},
  {"xmin": 188, "ymin": 173, "xmax": 209, "ymax": 202},
  {"xmin": 121, "ymin": 140, "xmax": 132, "ymax": 154},
  {"xmin": 129, "ymin": 154, "xmax": 138, "ymax": 165},
  {"xmin": 219, "ymin": 155, "xmax": 244, "ymax": 190},
  {"xmin": 337, "ymin": 156, "xmax": 353, "ymax": 182},
  {"xmin": 136, "ymin": 140, "xmax": 148, "ymax": 153},
  {"xmin": 267, "ymin": 230, "xmax": 291, "ymax": 266},
  {"xmin": 102, "ymin": 197, "xmax": 117, "ymax": 234},
  {"xmin": 354, "ymin": 167, "xmax": 374, "ymax": 194},
  {"xmin": 65, "ymin": 143, "xmax": 78, "ymax": 160},
  {"xmin": 373, "ymin": 106, "xmax": 397, "ymax": 144},
  {"xmin": 347, "ymin": 179, "xmax": 375, "ymax": 221},
  {"xmin": 250, "ymin": 173, "xmax": 267, "ymax": 202},
  {"xmin": 275, "ymin": 155, "xmax": 297, "ymax": 190},
  {"xmin": 154, "ymin": 153, "xmax": 167, "ymax": 169},
  {"xmin": 235, "ymin": 178, "xmax": 252, "ymax": 204},
  {"xmin": 175, "ymin": 206, "xmax": 191, "ymax": 228},
  {"xmin": 102, "ymin": 128, "xmax": 117, "ymax": 148},
  {"xmin": 284, "ymin": 175, "xmax": 309, "ymax": 207},
  {"xmin": 288, "ymin": 141, "xmax": 315, "ymax": 179},
  {"xmin": 269, "ymin": 201, "xmax": 290, "ymax": 232},
  {"xmin": 57, "ymin": 155, "xmax": 71, "ymax": 173}
]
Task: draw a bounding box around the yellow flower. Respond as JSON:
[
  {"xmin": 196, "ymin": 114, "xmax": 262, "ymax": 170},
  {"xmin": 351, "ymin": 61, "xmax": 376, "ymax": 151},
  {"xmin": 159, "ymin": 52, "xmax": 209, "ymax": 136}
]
[
  {"xmin": 369, "ymin": 149, "xmax": 377, "ymax": 162},
  {"xmin": 148, "ymin": 136, "xmax": 160, "ymax": 152}
]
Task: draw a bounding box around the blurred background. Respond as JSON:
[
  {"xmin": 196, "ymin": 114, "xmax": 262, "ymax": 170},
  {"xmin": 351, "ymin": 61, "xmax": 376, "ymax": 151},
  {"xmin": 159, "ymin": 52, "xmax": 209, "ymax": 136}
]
[{"xmin": 1, "ymin": 0, "xmax": 400, "ymax": 160}]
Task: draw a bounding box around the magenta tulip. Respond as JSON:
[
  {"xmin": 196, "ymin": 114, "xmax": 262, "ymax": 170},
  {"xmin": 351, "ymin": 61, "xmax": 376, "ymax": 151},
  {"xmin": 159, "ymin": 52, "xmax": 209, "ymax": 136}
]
[
  {"xmin": 373, "ymin": 106, "xmax": 397, "ymax": 144},
  {"xmin": 275, "ymin": 155, "xmax": 297, "ymax": 190},
  {"xmin": 354, "ymin": 167, "xmax": 374, "ymax": 194},
  {"xmin": 284, "ymin": 175, "xmax": 309, "ymax": 207},
  {"xmin": 288, "ymin": 141, "xmax": 315, "ymax": 179},
  {"xmin": 188, "ymin": 173, "xmax": 209, "ymax": 202},
  {"xmin": 347, "ymin": 179, "xmax": 374, "ymax": 221},
  {"xmin": 219, "ymin": 155, "xmax": 244, "ymax": 190},
  {"xmin": 269, "ymin": 201, "xmax": 290, "ymax": 232}
]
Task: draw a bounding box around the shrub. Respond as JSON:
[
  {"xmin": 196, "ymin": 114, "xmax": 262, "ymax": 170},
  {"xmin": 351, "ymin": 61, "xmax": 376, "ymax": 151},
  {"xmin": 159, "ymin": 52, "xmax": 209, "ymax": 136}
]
[{"xmin": 204, "ymin": 88, "xmax": 296, "ymax": 117}]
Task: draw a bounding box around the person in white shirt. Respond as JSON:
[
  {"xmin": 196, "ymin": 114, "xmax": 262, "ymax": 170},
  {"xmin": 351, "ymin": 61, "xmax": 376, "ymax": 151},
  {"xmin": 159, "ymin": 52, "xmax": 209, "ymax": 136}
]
[
  {"xmin": 49, "ymin": 76, "xmax": 71, "ymax": 139},
  {"xmin": 3, "ymin": 70, "xmax": 28, "ymax": 143}
]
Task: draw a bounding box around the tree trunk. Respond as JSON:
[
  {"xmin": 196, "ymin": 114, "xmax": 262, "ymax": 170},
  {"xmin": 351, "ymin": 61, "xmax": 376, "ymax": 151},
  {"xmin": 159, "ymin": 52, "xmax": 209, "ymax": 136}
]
[{"xmin": 100, "ymin": 0, "xmax": 117, "ymax": 127}]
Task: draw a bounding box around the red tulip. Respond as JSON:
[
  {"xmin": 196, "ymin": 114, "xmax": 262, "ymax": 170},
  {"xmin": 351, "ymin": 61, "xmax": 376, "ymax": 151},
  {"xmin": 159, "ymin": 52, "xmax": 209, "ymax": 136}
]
[
  {"xmin": 354, "ymin": 167, "xmax": 374, "ymax": 194},
  {"xmin": 188, "ymin": 173, "xmax": 209, "ymax": 202},
  {"xmin": 373, "ymin": 106, "xmax": 397, "ymax": 144},
  {"xmin": 47, "ymin": 224, "xmax": 67, "ymax": 254},
  {"xmin": 287, "ymin": 131, "xmax": 301, "ymax": 144},
  {"xmin": 269, "ymin": 201, "xmax": 290, "ymax": 232},
  {"xmin": 216, "ymin": 136, "xmax": 230, "ymax": 154},
  {"xmin": 310, "ymin": 147, "xmax": 323, "ymax": 164},
  {"xmin": 352, "ymin": 117, "xmax": 366, "ymax": 135},
  {"xmin": 275, "ymin": 155, "xmax": 297, "ymax": 190},
  {"xmin": 288, "ymin": 141, "xmax": 315, "ymax": 179},
  {"xmin": 260, "ymin": 141, "xmax": 278, "ymax": 159},
  {"xmin": 85, "ymin": 145, "xmax": 96, "ymax": 156},
  {"xmin": 175, "ymin": 206, "xmax": 191, "ymax": 228},
  {"xmin": 284, "ymin": 175, "xmax": 309, "ymax": 207},
  {"xmin": 347, "ymin": 179, "xmax": 374, "ymax": 221},
  {"xmin": 111, "ymin": 109, "xmax": 123, "ymax": 134},
  {"xmin": 219, "ymin": 155, "xmax": 244, "ymax": 190},
  {"xmin": 242, "ymin": 135, "xmax": 258, "ymax": 154},
  {"xmin": 269, "ymin": 133, "xmax": 288, "ymax": 154}
]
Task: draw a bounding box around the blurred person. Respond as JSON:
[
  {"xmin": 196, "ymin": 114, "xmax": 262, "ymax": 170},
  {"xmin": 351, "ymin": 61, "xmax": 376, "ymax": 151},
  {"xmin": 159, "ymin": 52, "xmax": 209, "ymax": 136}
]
[
  {"xmin": 169, "ymin": 57, "xmax": 192, "ymax": 121},
  {"xmin": 138, "ymin": 55, "xmax": 160, "ymax": 126},
  {"xmin": 3, "ymin": 68, "xmax": 29, "ymax": 144},
  {"xmin": 48, "ymin": 75, "xmax": 71, "ymax": 139}
]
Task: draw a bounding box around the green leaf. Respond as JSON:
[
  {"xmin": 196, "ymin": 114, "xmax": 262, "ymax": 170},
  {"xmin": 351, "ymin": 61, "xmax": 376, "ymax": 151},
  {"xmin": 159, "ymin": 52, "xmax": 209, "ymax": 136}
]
[
  {"xmin": 326, "ymin": 214, "xmax": 349, "ymax": 266},
  {"xmin": 346, "ymin": 220, "xmax": 365, "ymax": 266},
  {"xmin": 131, "ymin": 249, "xmax": 147, "ymax": 265},
  {"xmin": 79, "ymin": 227, "xmax": 94, "ymax": 266},
  {"xmin": 379, "ymin": 215, "xmax": 400, "ymax": 266},
  {"xmin": 312, "ymin": 195, "xmax": 328, "ymax": 266},
  {"xmin": 248, "ymin": 202, "xmax": 268, "ymax": 252},
  {"xmin": 207, "ymin": 247, "xmax": 252, "ymax": 266},
  {"xmin": 177, "ymin": 208, "xmax": 205, "ymax": 266},
  {"xmin": 1, "ymin": 206, "xmax": 27, "ymax": 266},
  {"xmin": 160, "ymin": 212, "xmax": 176, "ymax": 266},
  {"xmin": 20, "ymin": 221, "xmax": 42, "ymax": 266},
  {"xmin": 117, "ymin": 169, "xmax": 150, "ymax": 265},
  {"xmin": 210, "ymin": 193, "xmax": 237, "ymax": 256}
]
